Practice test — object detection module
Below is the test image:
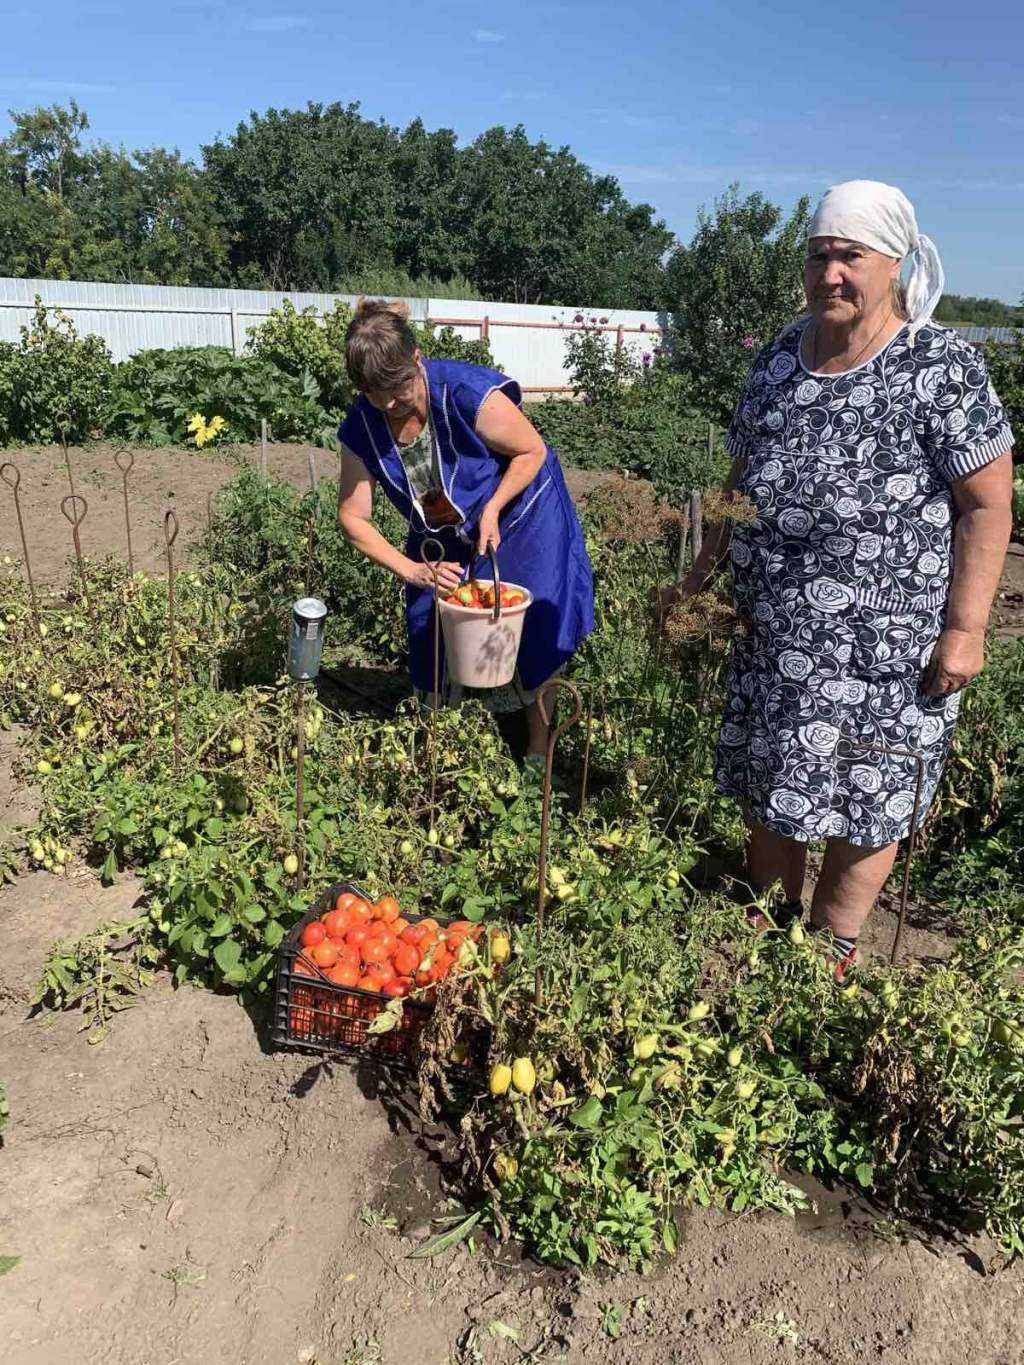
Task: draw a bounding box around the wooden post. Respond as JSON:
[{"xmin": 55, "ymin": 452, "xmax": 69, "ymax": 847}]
[
  {"xmin": 480, "ymin": 315, "xmax": 490, "ymax": 341},
  {"xmin": 260, "ymin": 419, "xmax": 268, "ymax": 480},
  {"xmin": 229, "ymin": 309, "xmax": 239, "ymax": 356},
  {"xmin": 676, "ymin": 506, "xmax": 691, "ymax": 584},
  {"xmin": 690, "ymin": 490, "xmax": 703, "ymax": 567}
]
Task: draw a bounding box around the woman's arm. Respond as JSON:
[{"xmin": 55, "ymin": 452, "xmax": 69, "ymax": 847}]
[
  {"xmin": 922, "ymin": 450, "xmax": 1014, "ymax": 696},
  {"xmin": 336, "ymin": 446, "xmax": 462, "ymax": 593},
  {"xmin": 473, "ymin": 390, "xmax": 548, "ymax": 555}
]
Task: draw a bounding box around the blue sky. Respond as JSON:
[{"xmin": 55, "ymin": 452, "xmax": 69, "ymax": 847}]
[{"xmin": 2, "ymin": 0, "xmax": 1022, "ymax": 301}]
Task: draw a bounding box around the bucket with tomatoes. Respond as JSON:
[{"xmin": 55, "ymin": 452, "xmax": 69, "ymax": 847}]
[
  {"xmin": 436, "ymin": 550, "xmax": 531, "ymax": 689},
  {"xmin": 271, "ymin": 880, "xmax": 484, "ymax": 1066}
]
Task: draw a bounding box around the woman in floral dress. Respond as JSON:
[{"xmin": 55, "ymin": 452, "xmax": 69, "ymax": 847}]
[{"xmin": 674, "ymin": 180, "xmax": 1015, "ymax": 973}]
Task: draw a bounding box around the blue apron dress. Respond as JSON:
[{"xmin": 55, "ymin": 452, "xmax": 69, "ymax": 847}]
[{"xmin": 338, "ymin": 359, "xmax": 595, "ymax": 695}]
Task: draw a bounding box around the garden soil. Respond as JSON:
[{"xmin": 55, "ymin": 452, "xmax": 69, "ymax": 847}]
[{"xmin": 2, "ymin": 443, "xmax": 1024, "ymax": 1364}]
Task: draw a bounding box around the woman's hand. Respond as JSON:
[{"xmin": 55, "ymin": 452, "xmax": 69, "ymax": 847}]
[
  {"xmin": 406, "ymin": 559, "xmax": 463, "ymax": 594},
  {"xmin": 921, "ymin": 628, "xmax": 985, "ymax": 696},
  {"xmin": 476, "ymin": 502, "xmax": 501, "ymax": 557}
]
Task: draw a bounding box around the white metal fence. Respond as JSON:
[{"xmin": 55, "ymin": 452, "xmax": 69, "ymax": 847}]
[{"xmin": 0, "ymin": 277, "xmax": 666, "ymax": 394}]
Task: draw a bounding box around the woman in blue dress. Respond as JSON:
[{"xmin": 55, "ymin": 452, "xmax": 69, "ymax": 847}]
[
  {"xmin": 337, "ymin": 299, "xmax": 595, "ymax": 760},
  {"xmin": 667, "ymin": 181, "xmax": 1015, "ymax": 974}
]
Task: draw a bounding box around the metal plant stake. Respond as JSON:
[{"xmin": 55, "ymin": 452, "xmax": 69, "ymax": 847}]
[
  {"xmin": 534, "ymin": 679, "xmax": 583, "ymax": 1007},
  {"xmin": 0, "ymin": 463, "xmax": 39, "ymax": 627},
  {"xmin": 55, "ymin": 410, "xmax": 76, "ymax": 499},
  {"xmin": 113, "ymin": 447, "xmax": 135, "ymax": 575},
  {"xmin": 295, "ymin": 678, "xmax": 307, "ymax": 889},
  {"xmin": 60, "ymin": 493, "xmax": 92, "ymax": 617},
  {"xmin": 163, "ymin": 510, "xmax": 181, "ymax": 772},
  {"xmin": 421, "ymin": 537, "xmax": 445, "ymax": 811}
]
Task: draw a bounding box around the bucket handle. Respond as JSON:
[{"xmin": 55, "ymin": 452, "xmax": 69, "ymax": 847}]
[{"xmin": 485, "ymin": 540, "xmax": 501, "ymax": 623}]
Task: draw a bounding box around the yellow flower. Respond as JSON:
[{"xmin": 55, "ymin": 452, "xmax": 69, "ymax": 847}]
[{"xmin": 186, "ymin": 412, "xmax": 226, "ymax": 448}]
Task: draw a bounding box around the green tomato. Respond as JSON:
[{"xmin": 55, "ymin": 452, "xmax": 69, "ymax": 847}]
[
  {"xmin": 726, "ymin": 1046, "xmax": 743, "ymax": 1068},
  {"xmin": 735, "ymin": 1079, "xmax": 756, "ymax": 1101},
  {"xmin": 228, "ymin": 737, "xmax": 244, "ymax": 756},
  {"xmin": 399, "ymin": 840, "xmax": 414, "ymax": 856},
  {"xmin": 427, "ymin": 827, "xmax": 439, "ymax": 846},
  {"xmin": 633, "ymin": 1034, "xmax": 659, "ymax": 1061},
  {"xmin": 283, "ymin": 853, "xmax": 299, "ymax": 876},
  {"xmin": 687, "ymin": 1000, "xmax": 710, "ymax": 1022}
]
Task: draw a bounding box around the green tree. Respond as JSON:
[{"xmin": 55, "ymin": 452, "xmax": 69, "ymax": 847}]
[{"xmin": 663, "ymin": 186, "xmax": 810, "ymax": 421}]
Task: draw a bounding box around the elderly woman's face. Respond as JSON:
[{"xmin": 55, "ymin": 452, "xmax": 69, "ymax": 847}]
[{"xmin": 804, "ymin": 237, "xmax": 901, "ymax": 326}]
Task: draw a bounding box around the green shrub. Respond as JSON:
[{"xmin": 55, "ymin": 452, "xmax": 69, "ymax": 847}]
[
  {"xmin": 245, "ymin": 300, "xmax": 498, "ymax": 424},
  {"xmin": 106, "ymin": 346, "xmax": 335, "ymax": 448},
  {"xmin": 527, "ymin": 323, "xmax": 725, "ymax": 499},
  {"xmin": 246, "ymin": 299, "xmax": 355, "ymax": 414},
  {"xmin": 0, "ymin": 299, "xmax": 113, "ymax": 444},
  {"xmin": 984, "ymin": 339, "xmax": 1024, "ymax": 453}
]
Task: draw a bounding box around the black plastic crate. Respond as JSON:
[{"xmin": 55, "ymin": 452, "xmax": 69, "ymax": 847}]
[{"xmin": 271, "ymin": 880, "xmax": 434, "ymax": 1067}]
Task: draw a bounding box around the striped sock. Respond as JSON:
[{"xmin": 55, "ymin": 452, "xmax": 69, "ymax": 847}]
[{"xmin": 817, "ymin": 928, "xmax": 858, "ymax": 961}]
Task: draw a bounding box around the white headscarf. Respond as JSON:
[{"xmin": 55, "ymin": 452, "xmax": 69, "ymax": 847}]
[{"xmin": 807, "ymin": 179, "xmax": 945, "ymax": 339}]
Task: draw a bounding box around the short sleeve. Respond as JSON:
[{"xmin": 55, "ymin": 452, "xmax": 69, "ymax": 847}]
[
  {"xmin": 919, "ymin": 332, "xmax": 1015, "ymax": 483},
  {"xmin": 451, "ymin": 366, "xmax": 522, "ymax": 428}
]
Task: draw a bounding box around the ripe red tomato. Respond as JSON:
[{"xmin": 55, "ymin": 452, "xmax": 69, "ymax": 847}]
[
  {"xmin": 393, "ymin": 942, "xmax": 420, "ymax": 976},
  {"xmin": 337, "ymin": 943, "xmax": 361, "ymax": 970},
  {"xmin": 392, "ymin": 917, "xmax": 410, "ymax": 936},
  {"xmin": 293, "ymin": 955, "xmax": 316, "ymax": 977},
  {"xmin": 401, "ymin": 923, "xmax": 429, "ymax": 946},
  {"xmin": 348, "ymin": 899, "xmax": 373, "ymax": 924},
  {"xmin": 361, "ymin": 935, "xmax": 393, "ymax": 967},
  {"xmin": 322, "ymin": 908, "xmax": 351, "ymax": 940},
  {"xmin": 383, "ymin": 978, "xmax": 410, "ymax": 998},
  {"xmin": 432, "ymin": 948, "xmax": 454, "ymax": 979},
  {"xmin": 335, "ymin": 891, "xmax": 358, "ymax": 913},
  {"xmin": 311, "ymin": 941, "xmax": 339, "ymax": 969},
  {"xmin": 327, "ymin": 960, "xmax": 359, "ymax": 988},
  {"xmin": 359, "ymin": 969, "xmax": 387, "ymax": 993},
  {"xmin": 300, "ymin": 921, "xmax": 326, "ymax": 948},
  {"xmin": 374, "ymin": 957, "xmax": 397, "ymax": 984},
  {"xmin": 346, "ymin": 923, "xmax": 371, "ymax": 950},
  {"xmin": 375, "ymin": 895, "xmax": 401, "ymax": 923},
  {"xmin": 414, "ymin": 965, "xmax": 435, "ymax": 988}
]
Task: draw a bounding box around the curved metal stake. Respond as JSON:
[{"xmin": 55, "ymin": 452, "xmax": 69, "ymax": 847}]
[
  {"xmin": 843, "ymin": 740, "xmax": 926, "ymax": 966},
  {"xmin": 304, "ymin": 512, "xmax": 317, "ymax": 597},
  {"xmin": 421, "ymin": 537, "xmax": 445, "ymax": 812},
  {"xmin": 295, "ymin": 679, "xmax": 306, "ymax": 890},
  {"xmin": 60, "ymin": 493, "xmax": 91, "ymax": 616},
  {"xmin": 0, "ymin": 463, "xmax": 39, "ymax": 628},
  {"xmin": 579, "ymin": 682, "xmax": 595, "ymax": 814},
  {"xmin": 206, "ymin": 490, "xmax": 214, "ymax": 536},
  {"xmin": 534, "ymin": 679, "xmax": 584, "ymax": 1008},
  {"xmin": 113, "ymin": 447, "xmax": 135, "ymax": 576},
  {"xmin": 55, "ymin": 410, "xmax": 76, "ymax": 499},
  {"xmin": 163, "ymin": 510, "xmax": 181, "ymax": 773}
]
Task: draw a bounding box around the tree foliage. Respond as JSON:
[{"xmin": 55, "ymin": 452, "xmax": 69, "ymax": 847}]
[
  {"xmin": 0, "ymin": 99, "xmax": 670, "ymax": 306},
  {"xmin": 662, "ymin": 186, "xmax": 810, "ymax": 422}
]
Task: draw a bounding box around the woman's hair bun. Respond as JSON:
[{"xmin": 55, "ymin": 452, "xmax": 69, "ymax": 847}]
[{"xmin": 354, "ymin": 296, "xmax": 411, "ymax": 322}]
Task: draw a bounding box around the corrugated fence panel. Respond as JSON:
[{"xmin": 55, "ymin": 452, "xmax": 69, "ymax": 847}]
[
  {"xmin": 0, "ymin": 277, "xmax": 662, "ymax": 385},
  {"xmin": 5, "ymin": 277, "xmax": 1010, "ymax": 387}
]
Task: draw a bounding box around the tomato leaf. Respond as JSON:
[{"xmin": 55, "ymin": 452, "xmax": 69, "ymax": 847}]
[{"xmin": 571, "ymin": 1097, "xmax": 604, "ymax": 1130}]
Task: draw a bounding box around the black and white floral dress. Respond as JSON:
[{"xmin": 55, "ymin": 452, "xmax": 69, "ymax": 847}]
[{"xmin": 715, "ymin": 319, "xmax": 1014, "ymax": 847}]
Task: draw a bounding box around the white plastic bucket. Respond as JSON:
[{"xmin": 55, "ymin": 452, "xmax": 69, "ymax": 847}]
[{"xmin": 437, "ymin": 581, "xmax": 533, "ymax": 688}]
